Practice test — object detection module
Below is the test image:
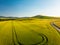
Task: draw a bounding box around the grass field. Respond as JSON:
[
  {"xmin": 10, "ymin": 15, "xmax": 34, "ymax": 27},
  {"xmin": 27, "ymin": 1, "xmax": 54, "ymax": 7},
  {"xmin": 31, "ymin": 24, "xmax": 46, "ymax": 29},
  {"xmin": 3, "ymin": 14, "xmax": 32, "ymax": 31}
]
[{"xmin": 0, "ymin": 19, "xmax": 60, "ymax": 45}]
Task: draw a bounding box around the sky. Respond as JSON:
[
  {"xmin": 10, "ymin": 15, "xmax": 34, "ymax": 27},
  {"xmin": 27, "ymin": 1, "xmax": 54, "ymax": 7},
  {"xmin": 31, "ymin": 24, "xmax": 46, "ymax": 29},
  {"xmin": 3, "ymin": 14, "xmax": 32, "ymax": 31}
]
[{"xmin": 0, "ymin": 0, "xmax": 60, "ymax": 17}]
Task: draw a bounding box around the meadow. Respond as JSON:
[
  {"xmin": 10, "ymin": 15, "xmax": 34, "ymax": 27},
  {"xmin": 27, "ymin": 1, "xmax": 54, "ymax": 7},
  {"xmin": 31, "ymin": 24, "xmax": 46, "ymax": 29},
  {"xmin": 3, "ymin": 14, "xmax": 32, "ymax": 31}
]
[{"xmin": 0, "ymin": 18, "xmax": 60, "ymax": 45}]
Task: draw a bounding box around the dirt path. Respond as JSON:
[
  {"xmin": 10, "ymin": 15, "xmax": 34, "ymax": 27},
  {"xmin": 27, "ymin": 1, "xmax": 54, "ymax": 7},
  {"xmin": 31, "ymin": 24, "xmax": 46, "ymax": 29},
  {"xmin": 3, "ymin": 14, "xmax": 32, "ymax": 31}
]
[{"xmin": 51, "ymin": 22, "xmax": 60, "ymax": 32}]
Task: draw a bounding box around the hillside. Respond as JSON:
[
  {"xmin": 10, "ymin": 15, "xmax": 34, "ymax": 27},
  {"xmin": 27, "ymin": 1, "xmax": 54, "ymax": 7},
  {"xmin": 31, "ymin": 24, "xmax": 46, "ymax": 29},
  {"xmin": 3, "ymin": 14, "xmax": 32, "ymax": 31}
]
[
  {"xmin": 0, "ymin": 15, "xmax": 59, "ymax": 21},
  {"xmin": 33, "ymin": 15, "xmax": 58, "ymax": 19}
]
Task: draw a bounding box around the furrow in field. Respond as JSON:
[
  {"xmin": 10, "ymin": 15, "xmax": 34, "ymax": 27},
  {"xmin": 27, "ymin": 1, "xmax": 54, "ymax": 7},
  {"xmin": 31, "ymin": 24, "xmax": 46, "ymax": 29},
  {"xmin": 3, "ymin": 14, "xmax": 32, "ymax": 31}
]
[
  {"xmin": 13, "ymin": 21, "xmax": 43, "ymax": 45},
  {"xmin": 31, "ymin": 31, "xmax": 48, "ymax": 45},
  {"xmin": 16, "ymin": 21, "xmax": 48, "ymax": 45},
  {"xmin": 11, "ymin": 21, "xmax": 23, "ymax": 45},
  {"xmin": 46, "ymin": 23, "xmax": 60, "ymax": 45},
  {"xmin": 17, "ymin": 20, "xmax": 60, "ymax": 45}
]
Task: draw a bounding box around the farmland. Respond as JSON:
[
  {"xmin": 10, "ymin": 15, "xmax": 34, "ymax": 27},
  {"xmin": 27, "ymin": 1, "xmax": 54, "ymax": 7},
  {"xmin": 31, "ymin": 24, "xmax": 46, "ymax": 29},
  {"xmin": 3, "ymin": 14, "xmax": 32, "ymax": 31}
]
[{"xmin": 0, "ymin": 18, "xmax": 60, "ymax": 45}]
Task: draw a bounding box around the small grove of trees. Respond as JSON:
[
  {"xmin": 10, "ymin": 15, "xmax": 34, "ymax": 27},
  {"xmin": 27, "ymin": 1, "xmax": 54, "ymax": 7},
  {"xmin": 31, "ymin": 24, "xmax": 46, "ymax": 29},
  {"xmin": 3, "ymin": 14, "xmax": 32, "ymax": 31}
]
[
  {"xmin": 16, "ymin": 17, "xmax": 34, "ymax": 21},
  {"xmin": 0, "ymin": 17, "xmax": 34, "ymax": 21},
  {"xmin": 0, "ymin": 18, "xmax": 16, "ymax": 21}
]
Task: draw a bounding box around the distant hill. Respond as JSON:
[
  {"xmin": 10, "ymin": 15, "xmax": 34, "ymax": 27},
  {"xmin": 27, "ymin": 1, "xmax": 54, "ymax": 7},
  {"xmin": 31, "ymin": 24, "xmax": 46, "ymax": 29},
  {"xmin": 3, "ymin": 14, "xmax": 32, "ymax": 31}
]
[
  {"xmin": 0, "ymin": 16, "xmax": 18, "ymax": 19},
  {"xmin": 0, "ymin": 16, "xmax": 5, "ymax": 18},
  {"xmin": 0, "ymin": 15, "xmax": 59, "ymax": 19},
  {"xmin": 32, "ymin": 15, "xmax": 58, "ymax": 19}
]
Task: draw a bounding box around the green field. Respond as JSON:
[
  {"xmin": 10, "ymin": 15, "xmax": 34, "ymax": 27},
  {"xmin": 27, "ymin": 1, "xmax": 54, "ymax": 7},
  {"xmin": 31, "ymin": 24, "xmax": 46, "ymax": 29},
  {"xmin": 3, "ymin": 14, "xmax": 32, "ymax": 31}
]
[{"xmin": 0, "ymin": 19, "xmax": 60, "ymax": 45}]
